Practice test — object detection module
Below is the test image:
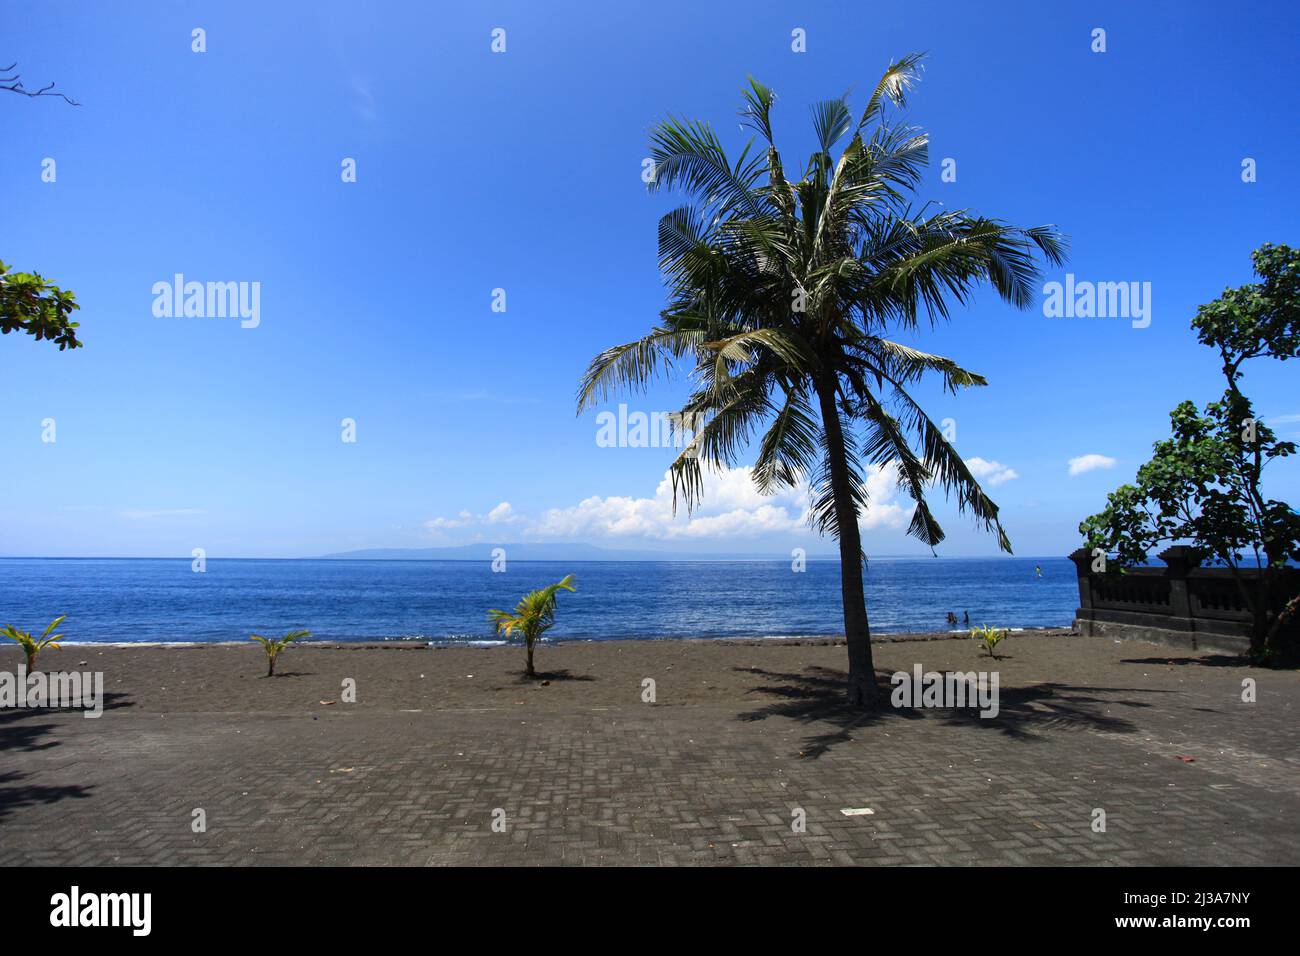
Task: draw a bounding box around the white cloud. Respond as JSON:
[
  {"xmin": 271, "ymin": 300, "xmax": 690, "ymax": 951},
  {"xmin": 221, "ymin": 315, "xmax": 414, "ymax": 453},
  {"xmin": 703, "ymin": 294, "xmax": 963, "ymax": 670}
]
[
  {"xmin": 428, "ymin": 502, "xmax": 522, "ymax": 532},
  {"xmin": 965, "ymin": 457, "xmax": 1019, "ymax": 487},
  {"xmin": 1068, "ymin": 453, "xmax": 1117, "ymax": 476},
  {"xmin": 425, "ymin": 509, "xmax": 475, "ymax": 530},
  {"xmin": 424, "ymin": 464, "xmax": 910, "ymax": 543}
]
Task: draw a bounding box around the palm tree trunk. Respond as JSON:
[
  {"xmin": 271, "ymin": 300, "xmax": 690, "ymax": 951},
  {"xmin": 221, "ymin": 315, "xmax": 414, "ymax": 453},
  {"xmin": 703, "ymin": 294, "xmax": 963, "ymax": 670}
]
[
  {"xmin": 526, "ymin": 639, "xmax": 536, "ymax": 679},
  {"xmin": 815, "ymin": 376, "xmax": 878, "ymax": 707}
]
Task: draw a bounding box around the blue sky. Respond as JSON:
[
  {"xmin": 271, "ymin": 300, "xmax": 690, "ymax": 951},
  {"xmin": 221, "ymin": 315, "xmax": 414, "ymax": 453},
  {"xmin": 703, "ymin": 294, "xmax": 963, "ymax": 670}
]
[{"xmin": 2, "ymin": 0, "xmax": 1297, "ymax": 559}]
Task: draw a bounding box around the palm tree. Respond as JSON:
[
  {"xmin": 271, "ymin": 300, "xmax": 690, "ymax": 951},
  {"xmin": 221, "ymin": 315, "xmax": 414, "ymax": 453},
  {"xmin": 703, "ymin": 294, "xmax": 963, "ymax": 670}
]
[
  {"xmin": 249, "ymin": 629, "xmax": 310, "ymax": 677},
  {"xmin": 577, "ymin": 54, "xmax": 1065, "ymax": 706},
  {"xmin": 2, "ymin": 615, "xmax": 66, "ymax": 670},
  {"xmin": 488, "ymin": 575, "xmax": 577, "ymax": 678}
]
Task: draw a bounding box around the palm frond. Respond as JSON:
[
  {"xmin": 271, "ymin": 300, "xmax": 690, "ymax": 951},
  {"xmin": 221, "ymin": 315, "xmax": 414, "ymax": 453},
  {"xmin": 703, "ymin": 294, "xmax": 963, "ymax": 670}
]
[
  {"xmin": 752, "ymin": 387, "xmax": 820, "ymax": 492},
  {"xmin": 576, "ymin": 325, "xmax": 704, "ymax": 412},
  {"xmin": 738, "ymin": 75, "xmax": 776, "ymax": 144},
  {"xmin": 810, "ymin": 95, "xmax": 853, "ymax": 155},
  {"xmin": 649, "ymin": 116, "xmax": 769, "ymax": 219},
  {"xmin": 855, "ymin": 52, "xmax": 926, "ymax": 133},
  {"xmin": 887, "ymin": 381, "xmax": 1013, "ymax": 551},
  {"xmin": 850, "ymin": 337, "xmax": 988, "ymax": 393}
]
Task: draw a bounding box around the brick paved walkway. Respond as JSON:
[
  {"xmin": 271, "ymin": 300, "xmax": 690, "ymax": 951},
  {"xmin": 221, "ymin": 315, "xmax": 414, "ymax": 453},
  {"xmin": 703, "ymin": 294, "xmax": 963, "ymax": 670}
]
[{"xmin": 1, "ymin": 635, "xmax": 1297, "ymax": 865}]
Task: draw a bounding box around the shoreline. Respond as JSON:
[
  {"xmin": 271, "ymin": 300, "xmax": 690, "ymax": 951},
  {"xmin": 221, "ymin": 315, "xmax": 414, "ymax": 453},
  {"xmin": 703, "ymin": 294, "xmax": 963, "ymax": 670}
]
[{"xmin": 51, "ymin": 626, "xmax": 1074, "ymax": 649}]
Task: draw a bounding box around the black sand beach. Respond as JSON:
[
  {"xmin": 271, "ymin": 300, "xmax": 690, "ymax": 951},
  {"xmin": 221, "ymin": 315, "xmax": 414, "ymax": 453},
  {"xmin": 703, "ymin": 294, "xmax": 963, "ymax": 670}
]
[{"xmin": 2, "ymin": 630, "xmax": 1297, "ymax": 865}]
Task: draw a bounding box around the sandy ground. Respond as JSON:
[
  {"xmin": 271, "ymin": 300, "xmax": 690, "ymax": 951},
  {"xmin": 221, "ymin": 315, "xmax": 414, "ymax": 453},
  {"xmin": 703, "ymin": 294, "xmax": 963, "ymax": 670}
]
[{"xmin": 50, "ymin": 628, "xmax": 1082, "ymax": 713}]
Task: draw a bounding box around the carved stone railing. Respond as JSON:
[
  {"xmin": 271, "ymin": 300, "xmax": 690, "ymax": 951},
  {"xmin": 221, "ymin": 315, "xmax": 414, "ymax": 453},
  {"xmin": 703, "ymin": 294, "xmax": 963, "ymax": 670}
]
[{"xmin": 1067, "ymin": 546, "xmax": 1299, "ymax": 654}]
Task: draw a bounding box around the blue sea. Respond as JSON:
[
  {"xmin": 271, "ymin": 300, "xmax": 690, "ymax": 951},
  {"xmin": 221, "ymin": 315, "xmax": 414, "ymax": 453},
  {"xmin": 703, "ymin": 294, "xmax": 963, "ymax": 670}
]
[{"xmin": 0, "ymin": 557, "xmax": 1078, "ymax": 644}]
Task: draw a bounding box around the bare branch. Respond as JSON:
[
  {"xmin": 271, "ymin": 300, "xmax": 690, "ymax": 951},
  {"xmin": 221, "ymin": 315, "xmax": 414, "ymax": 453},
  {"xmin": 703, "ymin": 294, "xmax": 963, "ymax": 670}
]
[{"xmin": 0, "ymin": 62, "xmax": 80, "ymax": 105}]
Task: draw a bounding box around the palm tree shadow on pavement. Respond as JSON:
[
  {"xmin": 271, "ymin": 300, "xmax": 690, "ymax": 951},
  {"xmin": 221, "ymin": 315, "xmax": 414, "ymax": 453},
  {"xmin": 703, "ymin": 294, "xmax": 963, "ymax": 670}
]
[
  {"xmin": 734, "ymin": 665, "xmax": 1166, "ymax": 758},
  {"xmin": 0, "ymin": 691, "xmax": 134, "ymax": 753},
  {"xmin": 0, "ymin": 770, "xmax": 93, "ymax": 824}
]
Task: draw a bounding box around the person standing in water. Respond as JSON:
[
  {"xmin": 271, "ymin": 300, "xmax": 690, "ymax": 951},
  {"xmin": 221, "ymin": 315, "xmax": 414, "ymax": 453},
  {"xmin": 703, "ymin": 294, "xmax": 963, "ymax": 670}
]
[{"xmin": 1034, "ymin": 564, "xmax": 1042, "ymax": 578}]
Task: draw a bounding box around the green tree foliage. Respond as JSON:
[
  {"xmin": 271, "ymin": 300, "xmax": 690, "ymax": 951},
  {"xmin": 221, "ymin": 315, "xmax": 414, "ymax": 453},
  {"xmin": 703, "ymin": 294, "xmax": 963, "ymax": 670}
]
[
  {"xmin": 1080, "ymin": 244, "xmax": 1300, "ymax": 657},
  {"xmin": 0, "ymin": 260, "xmax": 82, "ymax": 350}
]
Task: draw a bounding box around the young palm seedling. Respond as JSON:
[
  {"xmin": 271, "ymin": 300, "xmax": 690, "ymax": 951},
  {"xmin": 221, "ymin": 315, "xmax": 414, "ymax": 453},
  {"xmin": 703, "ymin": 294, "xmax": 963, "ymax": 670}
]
[
  {"xmin": 2, "ymin": 615, "xmax": 67, "ymax": 670},
  {"xmin": 971, "ymin": 624, "xmax": 1008, "ymax": 660},
  {"xmin": 250, "ymin": 629, "xmax": 310, "ymax": 677},
  {"xmin": 488, "ymin": 575, "xmax": 576, "ymax": 679}
]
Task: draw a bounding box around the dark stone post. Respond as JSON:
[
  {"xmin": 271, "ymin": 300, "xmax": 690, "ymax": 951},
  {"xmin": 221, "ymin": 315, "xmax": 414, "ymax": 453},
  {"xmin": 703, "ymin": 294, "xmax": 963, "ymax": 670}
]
[
  {"xmin": 1159, "ymin": 546, "xmax": 1199, "ymax": 624},
  {"xmin": 1068, "ymin": 548, "xmax": 1096, "ymax": 625}
]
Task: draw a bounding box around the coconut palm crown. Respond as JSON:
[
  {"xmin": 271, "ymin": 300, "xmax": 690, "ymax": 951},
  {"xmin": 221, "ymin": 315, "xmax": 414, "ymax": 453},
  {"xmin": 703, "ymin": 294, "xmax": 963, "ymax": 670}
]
[{"xmin": 577, "ymin": 54, "xmax": 1066, "ymax": 705}]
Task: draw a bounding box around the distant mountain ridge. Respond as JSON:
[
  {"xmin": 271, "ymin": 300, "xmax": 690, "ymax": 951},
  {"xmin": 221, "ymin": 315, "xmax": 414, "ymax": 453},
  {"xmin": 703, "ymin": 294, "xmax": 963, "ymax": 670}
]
[{"xmin": 318, "ymin": 543, "xmax": 840, "ymax": 561}]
